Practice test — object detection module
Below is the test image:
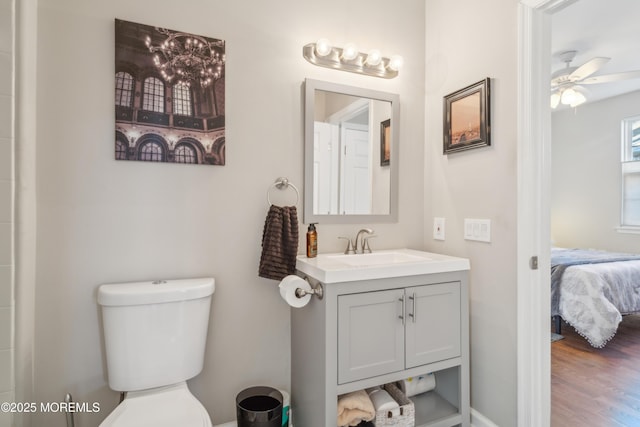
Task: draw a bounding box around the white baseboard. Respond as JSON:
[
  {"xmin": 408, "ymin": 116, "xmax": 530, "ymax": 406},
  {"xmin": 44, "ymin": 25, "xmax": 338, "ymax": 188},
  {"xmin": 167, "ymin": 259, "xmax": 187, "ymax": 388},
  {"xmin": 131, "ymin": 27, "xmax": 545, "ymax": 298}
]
[{"xmin": 471, "ymin": 407, "xmax": 499, "ymax": 427}]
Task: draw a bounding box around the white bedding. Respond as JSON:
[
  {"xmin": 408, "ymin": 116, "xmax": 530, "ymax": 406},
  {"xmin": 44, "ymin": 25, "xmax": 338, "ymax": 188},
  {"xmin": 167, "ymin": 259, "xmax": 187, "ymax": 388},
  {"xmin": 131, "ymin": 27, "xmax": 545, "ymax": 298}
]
[{"xmin": 555, "ymin": 260, "xmax": 640, "ymax": 347}]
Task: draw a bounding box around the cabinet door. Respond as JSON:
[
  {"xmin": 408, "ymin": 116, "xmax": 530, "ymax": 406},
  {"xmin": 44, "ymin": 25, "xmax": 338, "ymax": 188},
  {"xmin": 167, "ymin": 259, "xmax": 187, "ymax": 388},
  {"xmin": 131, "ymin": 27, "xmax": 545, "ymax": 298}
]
[
  {"xmin": 405, "ymin": 282, "xmax": 461, "ymax": 368},
  {"xmin": 338, "ymin": 289, "xmax": 405, "ymax": 384}
]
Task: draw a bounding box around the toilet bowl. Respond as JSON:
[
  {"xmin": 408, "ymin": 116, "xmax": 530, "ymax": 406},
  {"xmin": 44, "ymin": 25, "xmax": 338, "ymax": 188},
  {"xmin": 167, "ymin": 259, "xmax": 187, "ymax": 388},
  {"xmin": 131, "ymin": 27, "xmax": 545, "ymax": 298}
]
[
  {"xmin": 97, "ymin": 278, "xmax": 215, "ymax": 427},
  {"xmin": 99, "ymin": 382, "xmax": 211, "ymax": 427}
]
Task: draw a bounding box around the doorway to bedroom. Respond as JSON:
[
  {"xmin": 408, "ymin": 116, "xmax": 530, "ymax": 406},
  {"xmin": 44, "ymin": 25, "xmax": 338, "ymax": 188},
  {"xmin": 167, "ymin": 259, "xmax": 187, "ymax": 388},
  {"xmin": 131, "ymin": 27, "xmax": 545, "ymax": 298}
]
[{"xmin": 549, "ymin": 0, "xmax": 640, "ymax": 424}]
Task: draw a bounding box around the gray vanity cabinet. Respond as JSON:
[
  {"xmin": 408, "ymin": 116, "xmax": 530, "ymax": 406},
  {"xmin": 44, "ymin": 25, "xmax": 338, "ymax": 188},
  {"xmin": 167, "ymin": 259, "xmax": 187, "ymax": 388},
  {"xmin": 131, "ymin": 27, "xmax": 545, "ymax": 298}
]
[
  {"xmin": 291, "ymin": 270, "xmax": 469, "ymax": 427},
  {"xmin": 337, "ymin": 282, "xmax": 461, "ymax": 385}
]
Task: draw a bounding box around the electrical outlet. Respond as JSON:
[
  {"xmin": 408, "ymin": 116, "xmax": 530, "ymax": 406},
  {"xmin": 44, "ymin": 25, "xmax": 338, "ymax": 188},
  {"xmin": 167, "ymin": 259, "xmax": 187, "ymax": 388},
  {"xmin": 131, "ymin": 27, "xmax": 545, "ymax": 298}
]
[{"xmin": 433, "ymin": 217, "xmax": 445, "ymax": 240}]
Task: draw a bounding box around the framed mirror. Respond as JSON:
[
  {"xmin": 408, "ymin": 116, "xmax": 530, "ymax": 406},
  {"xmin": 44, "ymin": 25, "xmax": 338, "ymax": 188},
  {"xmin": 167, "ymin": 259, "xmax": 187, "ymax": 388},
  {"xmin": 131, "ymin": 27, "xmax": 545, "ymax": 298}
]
[{"xmin": 304, "ymin": 79, "xmax": 400, "ymax": 224}]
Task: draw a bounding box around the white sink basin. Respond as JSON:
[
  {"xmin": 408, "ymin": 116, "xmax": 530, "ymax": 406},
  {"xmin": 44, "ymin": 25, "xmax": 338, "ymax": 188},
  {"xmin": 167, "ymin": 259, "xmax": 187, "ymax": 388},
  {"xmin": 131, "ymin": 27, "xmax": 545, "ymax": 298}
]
[
  {"xmin": 326, "ymin": 251, "xmax": 430, "ymax": 267},
  {"xmin": 296, "ymin": 249, "xmax": 469, "ymax": 283}
]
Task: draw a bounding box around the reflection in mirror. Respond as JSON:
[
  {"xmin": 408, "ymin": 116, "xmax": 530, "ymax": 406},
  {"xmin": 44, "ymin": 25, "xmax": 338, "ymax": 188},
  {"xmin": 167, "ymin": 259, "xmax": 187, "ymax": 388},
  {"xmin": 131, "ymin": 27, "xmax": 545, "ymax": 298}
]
[{"xmin": 304, "ymin": 79, "xmax": 399, "ymax": 224}]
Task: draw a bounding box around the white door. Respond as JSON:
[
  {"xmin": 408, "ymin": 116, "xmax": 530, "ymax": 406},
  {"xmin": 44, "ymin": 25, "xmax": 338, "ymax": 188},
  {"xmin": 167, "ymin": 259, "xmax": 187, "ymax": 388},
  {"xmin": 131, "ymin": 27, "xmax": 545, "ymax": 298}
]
[
  {"xmin": 313, "ymin": 121, "xmax": 339, "ymax": 215},
  {"xmin": 340, "ymin": 123, "xmax": 371, "ymax": 215}
]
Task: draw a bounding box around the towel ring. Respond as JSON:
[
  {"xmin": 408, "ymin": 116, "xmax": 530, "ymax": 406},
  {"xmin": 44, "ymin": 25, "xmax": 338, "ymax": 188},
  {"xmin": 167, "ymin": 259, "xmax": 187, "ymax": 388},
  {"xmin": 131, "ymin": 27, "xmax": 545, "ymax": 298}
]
[{"xmin": 267, "ymin": 177, "xmax": 299, "ymax": 206}]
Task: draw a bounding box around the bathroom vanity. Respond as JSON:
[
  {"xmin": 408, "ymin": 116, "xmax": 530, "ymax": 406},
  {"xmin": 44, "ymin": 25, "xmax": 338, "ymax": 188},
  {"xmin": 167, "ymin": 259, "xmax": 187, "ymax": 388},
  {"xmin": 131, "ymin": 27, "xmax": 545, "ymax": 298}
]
[{"xmin": 291, "ymin": 249, "xmax": 470, "ymax": 427}]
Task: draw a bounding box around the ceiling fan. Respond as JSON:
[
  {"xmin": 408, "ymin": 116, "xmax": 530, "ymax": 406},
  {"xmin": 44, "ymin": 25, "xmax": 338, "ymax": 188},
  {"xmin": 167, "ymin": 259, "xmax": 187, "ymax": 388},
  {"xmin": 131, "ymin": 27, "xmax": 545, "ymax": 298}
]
[{"xmin": 550, "ymin": 50, "xmax": 640, "ymax": 108}]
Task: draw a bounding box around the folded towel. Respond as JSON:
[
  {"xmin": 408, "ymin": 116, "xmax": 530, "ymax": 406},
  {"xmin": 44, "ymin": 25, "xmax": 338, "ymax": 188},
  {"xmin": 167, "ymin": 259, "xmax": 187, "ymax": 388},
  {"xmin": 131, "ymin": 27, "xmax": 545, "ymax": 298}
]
[
  {"xmin": 259, "ymin": 205, "xmax": 299, "ymax": 280},
  {"xmin": 366, "ymin": 388, "xmax": 399, "ymax": 414},
  {"xmin": 337, "ymin": 390, "xmax": 375, "ymax": 427}
]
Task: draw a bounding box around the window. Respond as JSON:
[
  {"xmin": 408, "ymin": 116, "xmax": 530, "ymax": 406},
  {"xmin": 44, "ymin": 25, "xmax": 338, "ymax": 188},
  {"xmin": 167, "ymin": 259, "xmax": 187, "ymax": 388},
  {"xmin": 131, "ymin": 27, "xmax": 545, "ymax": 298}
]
[
  {"xmin": 173, "ymin": 83, "xmax": 193, "ymax": 116},
  {"xmin": 140, "ymin": 141, "xmax": 164, "ymax": 162},
  {"xmin": 115, "ymin": 72, "xmax": 134, "ymax": 107},
  {"xmin": 175, "ymin": 144, "xmax": 196, "ymax": 164},
  {"xmin": 621, "ymin": 116, "xmax": 640, "ymax": 227},
  {"xmin": 115, "ymin": 139, "xmax": 127, "ymax": 160},
  {"xmin": 142, "ymin": 77, "xmax": 165, "ymax": 112}
]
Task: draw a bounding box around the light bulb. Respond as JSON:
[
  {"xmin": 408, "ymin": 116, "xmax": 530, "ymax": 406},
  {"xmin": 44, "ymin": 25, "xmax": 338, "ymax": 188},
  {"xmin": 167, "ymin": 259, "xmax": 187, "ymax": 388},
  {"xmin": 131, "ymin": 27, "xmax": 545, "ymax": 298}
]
[
  {"xmin": 315, "ymin": 38, "xmax": 332, "ymax": 57},
  {"xmin": 388, "ymin": 55, "xmax": 404, "ymax": 71},
  {"xmin": 550, "ymin": 93, "xmax": 560, "ymax": 109},
  {"xmin": 365, "ymin": 49, "xmax": 382, "ymax": 66},
  {"xmin": 561, "ymin": 88, "xmax": 577, "ymax": 105},
  {"xmin": 342, "ymin": 43, "xmax": 359, "ymax": 61},
  {"xmin": 570, "ymin": 91, "xmax": 586, "ymax": 107}
]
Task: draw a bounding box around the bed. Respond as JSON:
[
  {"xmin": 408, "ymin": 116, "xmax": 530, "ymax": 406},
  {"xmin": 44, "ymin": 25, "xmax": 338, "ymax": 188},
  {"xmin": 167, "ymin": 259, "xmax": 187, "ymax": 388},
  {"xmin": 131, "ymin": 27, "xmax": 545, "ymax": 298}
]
[{"xmin": 551, "ymin": 247, "xmax": 640, "ymax": 347}]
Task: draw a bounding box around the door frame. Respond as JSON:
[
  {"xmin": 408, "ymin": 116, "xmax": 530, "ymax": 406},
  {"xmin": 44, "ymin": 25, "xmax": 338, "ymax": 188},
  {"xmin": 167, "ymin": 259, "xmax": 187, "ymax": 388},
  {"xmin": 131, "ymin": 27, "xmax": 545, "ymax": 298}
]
[{"xmin": 517, "ymin": 0, "xmax": 577, "ymax": 425}]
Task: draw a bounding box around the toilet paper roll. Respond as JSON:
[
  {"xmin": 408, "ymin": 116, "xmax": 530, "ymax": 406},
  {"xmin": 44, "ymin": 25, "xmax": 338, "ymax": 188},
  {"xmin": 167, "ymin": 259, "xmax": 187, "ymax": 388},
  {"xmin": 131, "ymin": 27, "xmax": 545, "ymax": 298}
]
[
  {"xmin": 398, "ymin": 373, "xmax": 436, "ymax": 397},
  {"xmin": 366, "ymin": 388, "xmax": 400, "ymax": 413},
  {"xmin": 278, "ymin": 275, "xmax": 312, "ymax": 308}
]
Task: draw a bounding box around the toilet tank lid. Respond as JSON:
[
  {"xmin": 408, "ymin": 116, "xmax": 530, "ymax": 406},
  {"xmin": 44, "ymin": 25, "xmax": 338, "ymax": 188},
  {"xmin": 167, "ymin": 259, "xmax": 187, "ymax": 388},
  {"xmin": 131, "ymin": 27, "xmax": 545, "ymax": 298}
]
[{"xmin": 97, "ymin": 277, "xmax": 215, "ymax": 306}]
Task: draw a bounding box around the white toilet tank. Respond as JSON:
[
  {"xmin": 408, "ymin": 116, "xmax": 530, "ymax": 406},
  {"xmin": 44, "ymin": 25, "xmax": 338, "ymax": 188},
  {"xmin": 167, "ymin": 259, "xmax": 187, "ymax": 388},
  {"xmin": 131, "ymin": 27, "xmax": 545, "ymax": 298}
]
[{"xmin": 98, "ymin": 277, "xmax": 215, "ymax": 392}]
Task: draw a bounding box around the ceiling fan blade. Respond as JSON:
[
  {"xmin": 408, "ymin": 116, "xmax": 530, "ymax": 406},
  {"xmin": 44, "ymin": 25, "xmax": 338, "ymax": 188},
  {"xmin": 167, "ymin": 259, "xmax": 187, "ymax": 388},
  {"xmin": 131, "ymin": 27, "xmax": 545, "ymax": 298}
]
[
  {"xmin": 581, "ymin": 70, "xmax": 640, "ymax": 84},
  {"xmin": 569, "ymin": 57, "xmax": 610, "ymax": 81}
]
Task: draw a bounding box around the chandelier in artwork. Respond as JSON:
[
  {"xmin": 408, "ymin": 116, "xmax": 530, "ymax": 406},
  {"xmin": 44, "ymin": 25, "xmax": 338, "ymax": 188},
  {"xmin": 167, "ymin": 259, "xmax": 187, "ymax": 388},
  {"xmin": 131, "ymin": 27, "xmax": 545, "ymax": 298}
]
[{"xmin": 145, "ymin": 28, "xmax": 225, "ymax": 88}]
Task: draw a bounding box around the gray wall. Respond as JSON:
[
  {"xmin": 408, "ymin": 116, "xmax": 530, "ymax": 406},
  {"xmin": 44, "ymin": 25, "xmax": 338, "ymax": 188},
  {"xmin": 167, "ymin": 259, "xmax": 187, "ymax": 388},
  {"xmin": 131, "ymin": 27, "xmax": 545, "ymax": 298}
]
[
  {"xmin": 0, "ymin": 0, "xmax": 14, "ymax": 425},
  {"xmin": 552, "ymin": 90, "xmax": 640, "ymax": 252},
  {"xmin": 425, "ymin": 1, "xmax": 518, "ymax": 426},
  {"xmin": 30, "ymin": 1, "xmax": 426, "ymax": 425}
]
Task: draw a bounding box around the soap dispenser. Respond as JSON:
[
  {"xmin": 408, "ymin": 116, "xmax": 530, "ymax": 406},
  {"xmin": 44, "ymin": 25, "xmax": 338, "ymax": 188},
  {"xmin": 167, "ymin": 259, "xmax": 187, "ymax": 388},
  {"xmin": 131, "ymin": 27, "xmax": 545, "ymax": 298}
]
[{"xmin": 306, "ymin": 223, "xmax": 318, "ymax": 258}]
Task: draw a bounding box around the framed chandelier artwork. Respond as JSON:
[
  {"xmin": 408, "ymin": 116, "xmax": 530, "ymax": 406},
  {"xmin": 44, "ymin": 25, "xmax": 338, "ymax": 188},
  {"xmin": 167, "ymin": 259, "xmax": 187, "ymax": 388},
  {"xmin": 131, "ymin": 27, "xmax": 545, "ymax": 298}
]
[{"xmin": 114, "ymin": 19, "xmax": 226, "ymax": 165}]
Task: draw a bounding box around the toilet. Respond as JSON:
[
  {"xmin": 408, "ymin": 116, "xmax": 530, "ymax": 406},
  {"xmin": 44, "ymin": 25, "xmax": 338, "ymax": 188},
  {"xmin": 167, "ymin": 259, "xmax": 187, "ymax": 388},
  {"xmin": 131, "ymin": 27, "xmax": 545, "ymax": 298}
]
[{"xmin": 97, "ymin": 277, "xmax": 215, "ymax": 427}]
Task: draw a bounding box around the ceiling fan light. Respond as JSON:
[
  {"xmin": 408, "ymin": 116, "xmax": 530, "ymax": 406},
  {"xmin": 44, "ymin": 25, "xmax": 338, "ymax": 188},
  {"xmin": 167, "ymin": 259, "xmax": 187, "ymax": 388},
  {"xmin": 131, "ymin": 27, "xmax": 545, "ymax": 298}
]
[
  {"xmin": 570, "ymin": 91, "xmax": 586, "ymax": 107},
  {"xmin": 561, "ymin": 88, "xmax": 577, "ymax": 105},
  {"xmin": 550, "ymin": 92, "xmax": 560, "ymax": 109}
]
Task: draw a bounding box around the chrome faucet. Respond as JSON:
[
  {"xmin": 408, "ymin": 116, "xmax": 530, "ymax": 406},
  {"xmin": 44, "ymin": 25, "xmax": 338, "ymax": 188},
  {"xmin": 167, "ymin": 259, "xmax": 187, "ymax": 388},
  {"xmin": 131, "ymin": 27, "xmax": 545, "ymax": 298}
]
[
  {"xmin": 338, "ymin": 236, "xmax": 356, "ymax": 254},
  {"xmin": 355, "ymin": 228, "xmax": 375, "ymax": 254},
  {"xmin": 338, "ymin": 228, "xmax": 376, "ymax": 254}
]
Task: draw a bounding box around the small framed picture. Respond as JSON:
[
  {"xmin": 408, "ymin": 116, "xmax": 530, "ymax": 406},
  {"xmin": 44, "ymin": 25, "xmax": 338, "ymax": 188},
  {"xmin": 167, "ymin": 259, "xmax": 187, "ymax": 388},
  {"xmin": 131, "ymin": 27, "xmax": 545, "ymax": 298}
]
[
  {"xmin": 380, "ymin": 118, "xmax": 391, "ymax": 166},
  {"xmin": 443, "ymin": 78, "xmax": 490, "ymax": 154}
]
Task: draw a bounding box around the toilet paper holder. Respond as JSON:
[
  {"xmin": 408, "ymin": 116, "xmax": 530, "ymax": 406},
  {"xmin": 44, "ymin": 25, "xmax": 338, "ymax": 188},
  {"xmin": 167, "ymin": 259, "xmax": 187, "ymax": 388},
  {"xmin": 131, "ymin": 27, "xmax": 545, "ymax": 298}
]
[{"xmin": 295, "ymin": 277, "xmax": 324, "ymax": 300}]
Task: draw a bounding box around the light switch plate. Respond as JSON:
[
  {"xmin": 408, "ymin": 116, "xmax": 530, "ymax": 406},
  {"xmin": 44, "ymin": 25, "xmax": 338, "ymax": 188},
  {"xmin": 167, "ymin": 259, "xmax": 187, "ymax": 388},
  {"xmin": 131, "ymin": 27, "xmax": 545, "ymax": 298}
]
[
  {"xmin": 464, "ymin": 218, "xmax": 491, "ymax": 243},
  {"xmin": 433, "ymin": 217, "xmax": 445, "ymax": 240}
]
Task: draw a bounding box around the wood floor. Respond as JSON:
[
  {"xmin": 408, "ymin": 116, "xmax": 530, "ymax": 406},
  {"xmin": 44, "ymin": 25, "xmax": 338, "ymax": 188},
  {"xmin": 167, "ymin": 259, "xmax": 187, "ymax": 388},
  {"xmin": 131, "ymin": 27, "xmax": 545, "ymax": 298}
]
[{"xmin": 552, "ymin": 315, "xmax": 640, "ymax": 427}]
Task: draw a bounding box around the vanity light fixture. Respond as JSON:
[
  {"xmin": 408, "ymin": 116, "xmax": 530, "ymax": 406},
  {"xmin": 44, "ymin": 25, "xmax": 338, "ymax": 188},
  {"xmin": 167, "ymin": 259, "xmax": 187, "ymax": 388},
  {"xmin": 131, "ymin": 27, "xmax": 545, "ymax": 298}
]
[{"xmin": 303, "ymin": 39, "xmax": 402, "ymax": 79}]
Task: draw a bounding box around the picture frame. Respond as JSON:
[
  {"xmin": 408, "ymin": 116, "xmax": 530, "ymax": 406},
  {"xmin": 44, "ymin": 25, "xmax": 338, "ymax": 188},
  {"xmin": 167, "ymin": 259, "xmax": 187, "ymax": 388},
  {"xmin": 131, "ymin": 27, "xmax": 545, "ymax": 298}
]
[
  {"xmin": 380, "ymin": 118, "xmax": 391, "ymax": 166},
  {"xmin": 115, "ymin": 19, "xmax": 226, "ymax": 165},
  {"xmin": 443, "ymin": 78, "xmax": 490, "ymax": 154}
]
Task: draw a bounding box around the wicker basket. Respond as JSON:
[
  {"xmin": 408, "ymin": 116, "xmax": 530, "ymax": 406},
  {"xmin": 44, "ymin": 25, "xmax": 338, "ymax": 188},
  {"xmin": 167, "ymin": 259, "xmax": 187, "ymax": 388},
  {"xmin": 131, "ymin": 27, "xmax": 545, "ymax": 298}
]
[{"xmin": 372, "ymin": 383, "xmax": 415, "ymax": 427}]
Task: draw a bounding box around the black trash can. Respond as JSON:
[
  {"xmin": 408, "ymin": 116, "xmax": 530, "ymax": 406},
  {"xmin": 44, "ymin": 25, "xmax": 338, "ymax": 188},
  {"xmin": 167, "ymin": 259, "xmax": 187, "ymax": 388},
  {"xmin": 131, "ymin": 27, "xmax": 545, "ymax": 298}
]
[{"xmin": 236, "ymin": 386, "xmax": 283, "ymax": 427}]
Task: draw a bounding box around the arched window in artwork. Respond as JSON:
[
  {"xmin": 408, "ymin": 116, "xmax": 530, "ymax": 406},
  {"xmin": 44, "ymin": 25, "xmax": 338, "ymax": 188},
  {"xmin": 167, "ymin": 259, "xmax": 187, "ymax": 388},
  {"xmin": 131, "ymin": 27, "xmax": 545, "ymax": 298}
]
[
  {"xmin": 210, "ymin": 137, "xmax": 225, "ymax": 165},
  {"xmin": 175, "ymin": 143, "xmax": 197, "ymax": 164},
  {"xmin": 115, "ymin": 131, "xmax": 129, "ymax": 160},
  {"xmin": 115, "ymin": 72, "xmax": 134, "ymax": 107},
  {"xmin": 173, "ymin": 83, "xmax": 193, "ymax": 116},
  {"xmin": 142, "ymin": 77, "xmax": 165, "ymax": 113},
  {"xmin": 140, "ymin": 141, "xmax": 164, "ymax": 162},
  {"xmin": 115, "ymin": 139, "xmax": 127, "ymax": 160}
]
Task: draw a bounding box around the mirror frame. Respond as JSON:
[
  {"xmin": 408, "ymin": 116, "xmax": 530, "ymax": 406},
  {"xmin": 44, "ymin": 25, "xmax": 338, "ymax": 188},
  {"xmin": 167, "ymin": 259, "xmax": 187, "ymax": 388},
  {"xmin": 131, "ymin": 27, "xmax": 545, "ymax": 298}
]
[{"xmin": 304, "ymin": 79, "xmax": 400, "ymax": 224}]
